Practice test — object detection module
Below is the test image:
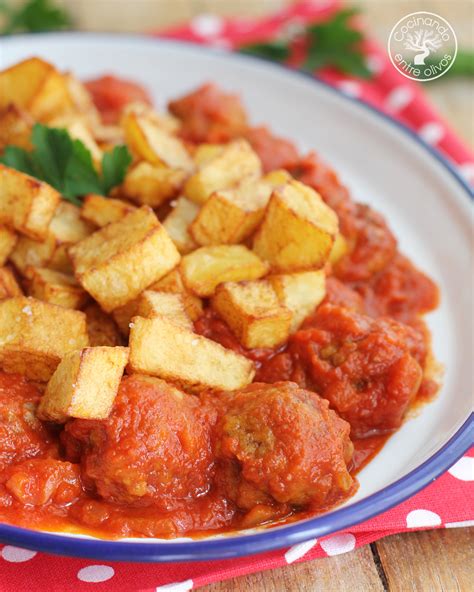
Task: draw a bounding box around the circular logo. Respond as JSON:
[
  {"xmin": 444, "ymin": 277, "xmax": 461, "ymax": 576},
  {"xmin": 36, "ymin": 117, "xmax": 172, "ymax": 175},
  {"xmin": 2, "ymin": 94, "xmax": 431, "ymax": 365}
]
[{"xmin": 388, "ymin": 11, "xmax": 457, "ymax": 81}]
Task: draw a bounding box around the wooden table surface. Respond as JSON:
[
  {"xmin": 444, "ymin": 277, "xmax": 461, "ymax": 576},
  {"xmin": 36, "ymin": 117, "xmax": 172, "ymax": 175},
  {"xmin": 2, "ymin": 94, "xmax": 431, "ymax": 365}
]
[{"xmin": 65, "ymin": 1, "xmax": 473, "ymax": 590}]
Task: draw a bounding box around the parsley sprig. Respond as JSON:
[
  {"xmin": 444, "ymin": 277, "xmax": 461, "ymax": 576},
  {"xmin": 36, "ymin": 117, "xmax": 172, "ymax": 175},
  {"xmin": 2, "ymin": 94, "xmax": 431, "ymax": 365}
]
[
  {"xmin": 0, "ymin": 124, "xmax": 132, "ymax": 205},
  {"xmin": 240, "ymin": 8, "xmax": 371, "ymax": 79},
  {"xmin": 0, "ymin": 0, "xmax": 70, "ymax": 35}
]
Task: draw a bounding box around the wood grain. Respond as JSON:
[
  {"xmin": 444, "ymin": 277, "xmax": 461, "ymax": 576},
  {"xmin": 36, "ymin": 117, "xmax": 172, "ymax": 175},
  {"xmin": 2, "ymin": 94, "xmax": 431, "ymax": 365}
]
[{"xmin": 201, "ymin": 545, "xmax": 385, "ymax": 592}]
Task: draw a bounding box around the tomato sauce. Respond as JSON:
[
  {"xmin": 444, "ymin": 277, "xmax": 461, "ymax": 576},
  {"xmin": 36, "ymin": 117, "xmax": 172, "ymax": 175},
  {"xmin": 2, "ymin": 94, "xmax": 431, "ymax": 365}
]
[{"xmin": 0, "ymin": 77, "xmax": 441, "ymax": 540}]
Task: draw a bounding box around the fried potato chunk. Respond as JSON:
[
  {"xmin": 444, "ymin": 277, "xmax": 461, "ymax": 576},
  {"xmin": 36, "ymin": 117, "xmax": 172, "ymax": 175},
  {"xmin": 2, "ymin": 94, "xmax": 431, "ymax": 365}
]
[
  {"xmin": 69, "ymin": 206, "xmax": 180, "ymax": 312},
  {"xmin": 253, "ymin": 180, "xmax": 338, "ymax": 272},
  {"xmin": 122, "ymin": 111, "xmax": 193, "ymax": 171},
  {"xmin": 84, "ymin": 303, "xmax": 123, "ymax": 347},
  {"xmin": 10, "ymin": 201, "xmax": 94, "ymax": 277},
  {"xmin": 269, "ymin": 270, "xmax": 326, "ymax": 332},
  {"xmin": 0, "ymin": 266, "xmax": 22, "ymax": 300},
  {"xmin": 122, "ymin": 162, "xmax": 187, "ymax": 208},
  {"xmin": 151, "ymin": 268, "xmax": 203, "ymax": 321},
  {"xmin": 184, "ymin": 140, "xmax": 262, "ymax": 205},
  {"xmin": 27, "ymin": 267, "xmax": 89, "ymax": 310},
  {"xmin": 0, "ymin": 226, "xmax": 17, "ymax": 266},
  {"xmin": 212, "ymin": 280, "xmax": 292, "ymax": 349},
  {"xmin": 38, "ymin": 346, "xmax": 129, "ymax": 422},
  {"xmin": 0, "ymin": 165, "xmax": 60, "ymax": 240},
  {"xmin": 137, "ymin": 291, "xmax": 193, "ymax": 330},
  {"xmin": 81, "ymin": 194, "xmax": 136, "ymax": 228},
  {"xmin": 193, "ymin": 143, "xmax": 224, "ymax": 166},
  {"xmin": 128, "ymin": 316, "xmax": 255, "ymax": 392},
  {"xmin": 180, "ymin": 245, "xmax": 269, "ymax": 297},
  {"xmin": 162, "ymin": 197, "xmax": 199, "ymax": 254},
  {"xmin": 190, "ymin": 170, "xmax": 291, "ymax": 246},
  {"xmin": 0, "ymin": 104, "xmax": 33, "ymax": 151},
  {"xmin": 329, "ymin": 232, "xmax": 349, "ymax": 265},
  {"xmin": 0, "ymin": 296, "xmax": 88, "ymax": 381}
]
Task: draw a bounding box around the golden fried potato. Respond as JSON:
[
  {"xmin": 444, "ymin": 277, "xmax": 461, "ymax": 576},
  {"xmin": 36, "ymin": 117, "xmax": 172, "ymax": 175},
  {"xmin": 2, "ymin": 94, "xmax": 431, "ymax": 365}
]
[
  {"xmin": 0, "ymin": 104, "xmax": 34, "ymax": 152},
  {"xmin": 49, "ymin": 116, "xmax": 103, "ymax": 165},
  {"xmin": 184, "ymin": 140, "xmax": 261, "ymax": 205},
  {"xmin": 10, "ymin": 201, "xmax": 95, "ymax": 277},
  {"xmin": 151, "ymin": 267, "xmax": 203, "ymax": 321},
  {"xmin": 84, "ymin": 303, "xmax": 123, "ymax": 347},
  {"xmin": 192, "ymin": 143, "xmax": 224, "ymax": 166},
  {"xmin": 122, "ymin": 102, "xmax": 181, "ymax": 135},
  {"xmin": 0, "ymin": 57, "xmax": 53, "ymax": 111},
  {"xmin": 0, "ymin": 226, "xmax": 17, "ymax": 266},
  {"xmin": 69, "ymin": 206, "xmax": 180, "ymax": 312},
  {"xmin": 253, "ymin": 180, "xmax": 338, "ymax": 272},
  {"xmin": 329, "ymin": 233, "xmax": 349, "ymax": 265},
  {"xmin": 163, "ymin": 197, "xmax": 199, "ymax": 254},
  {"xmin": 0, "ymin": 266, "xmax": 22, "ymax": 300},
  {"xmin": 38, "ymin": 346, "xmax": 129, "ymax": 422},
  {"xmin": 212, "ymin": 280, "xmax": 292, "ymax": 348},
  {"xmin": 180, "ymin": 245, "xmax": 269, "ymax": 297},
  {"xmin": 0, "ymin": 165, "xmax": 60, "ymax": 240},
  {"xmin": 128, "ymin": 315, "xmax": 255, "ymax": 392},
  {"xmin": 122, "ymin": 111, "xmax": 193, "ymax": 171},
  {"xmin": 0, "ymin": 296, "xmax": 88, "ymax": 381},
  {"xmin": 137, "ymin": 290, "xmax": 193, "ymax": 330},
  {"xmin": 28, "ymin": 70, "xmax": 74, "ymax": 123},
  {"xmin": 190, "ymin": 170, "xmax": 291, "ymax": 246},
  {"xmin": 81, "ymin": 194, "xmax": 136, "ymax": 228},
  {"xmin": 27, "ymin": 267, "xmax": 89, "ymax": 310},
  {"xmin": 122, "ymin": 162, "xmax": 187, "ymax": 208},
  {"xmin": 269, "ymin": 270, "xmax": 326, "ymax": 332}
]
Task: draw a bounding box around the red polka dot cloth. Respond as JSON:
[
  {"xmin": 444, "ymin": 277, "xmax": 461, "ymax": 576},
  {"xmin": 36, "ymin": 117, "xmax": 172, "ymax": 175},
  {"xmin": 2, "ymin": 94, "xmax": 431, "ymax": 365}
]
[{"xmin": 1, "ymin": 2, "xmax": 472, "ymax": 591}]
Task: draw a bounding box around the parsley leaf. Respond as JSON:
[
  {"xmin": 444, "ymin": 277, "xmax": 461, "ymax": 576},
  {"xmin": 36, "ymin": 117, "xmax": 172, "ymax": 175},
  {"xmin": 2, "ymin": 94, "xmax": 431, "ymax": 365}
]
[
  {"xmin": 0, "ymin": 124, "xmax": 132, "ymax": 205},
  {"xmin": 239, "ymin": 7, "xmax": 372, "ymax": 79},
  {"xmin": 0, "ymin": 0, "xmax": 71, "ymax": 35}
]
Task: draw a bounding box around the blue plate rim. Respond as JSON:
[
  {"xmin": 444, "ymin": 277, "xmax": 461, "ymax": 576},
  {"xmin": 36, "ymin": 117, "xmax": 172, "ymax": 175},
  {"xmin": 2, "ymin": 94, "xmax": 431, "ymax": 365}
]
[{"xmin": 0, "ymin": 33, "xmax": 472, "ymax": 563}]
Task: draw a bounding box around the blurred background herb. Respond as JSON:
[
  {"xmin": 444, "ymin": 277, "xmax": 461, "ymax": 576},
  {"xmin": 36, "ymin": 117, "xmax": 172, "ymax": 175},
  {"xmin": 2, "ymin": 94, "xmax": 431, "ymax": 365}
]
[{"xmin": 0, "ymin": 0, "xmax": 70, "ymax": 34}]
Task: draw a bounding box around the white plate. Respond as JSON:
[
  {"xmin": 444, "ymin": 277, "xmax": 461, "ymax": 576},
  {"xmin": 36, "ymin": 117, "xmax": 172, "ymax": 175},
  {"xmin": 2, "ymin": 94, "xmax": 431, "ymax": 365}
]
[{"xmin": 0, "ymin": 33, "xmax": 472, "ymax": 561}]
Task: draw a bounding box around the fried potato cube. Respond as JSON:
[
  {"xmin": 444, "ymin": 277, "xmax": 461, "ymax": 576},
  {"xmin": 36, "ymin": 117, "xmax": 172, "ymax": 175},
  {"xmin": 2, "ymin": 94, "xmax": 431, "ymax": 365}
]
[
  {"xmin": 329, "ymin": 233, "xmax": 349, "ymax": 265},
  {"xmin": 163, "ymin": 197, "xmax": 199, "ymax": 254},
  {"xmin": 10, "ymin": 202, "xmax": 94, "ymax": 278},
  {"xmin": 28, "ymin": 267, "xmax": 89, "ymax": 310},
  {"xmin": 269, "ymin": 270, "xmax": 326, "ymax": 332},
  {"xmin": 0, "ymin": 57, "xmax": 53, "ymax": 111},
  {"xmin": 190, "ymin": 170, "xmax": 291, "ymax": 246},
  {"xmin": 122, "ymin": 111, "xmax": 193, "ymax": 171},
  {"xmin": 0, "ymin": 104, "xmax": 33, "ymax": 151},
  {"xmin": 81, "ymin": 194, "xmax": 136, "ymax": 228},
  {"xmin": 84, "ymin": 303, "xmax": 123, "ymax": 347},
  {"xmin": 193, "ymin": 143, "xmax": 224, "ymax": 166},
  {"xmin": 123, "ymin": 102, "xmax": 181, "ymax": 135},
  {"xmin": 0, "ymin": 266, "xmax": 22, "ymax": 300},
  {"xmin": 137, "ymin": 291, "xmax": 193, "ymax": 330},
  {"xmin": 184, "ymin": 140, "xmax": 262, "ymax": 205},
  {"xmin": 253, "ymin": 180, "xmax": 338, "ymax": 272},
  {"xmin": 128, "ymin": 316, "xmax": 255, "ymax": 392},
  {"xmin": 49, "ymin": 116, "xmax": 103, "ymax": 165},
  {"xmin": 151, "ymin": 268, "xmax": 203, "ymax": 321},
  {"xmin": 0, "ymin": 165, "xmax": 60, "ymax": 240},
  {"xmin": 180, "ymin": 245, "xmax": 269, "ymax": 297},
  {"xmin": 0, "ymin": 226, "xmax": 17, "ymax": 266},
  {"xmin": 122, "ymin": 162, "xmax": 187, "ymax": 208},
  {"xmin": 0, "ymin": 296, "xmax": 88, "ymax": 381},
  {"xmin": 27, "ymin": 70, "xmax": 74, "ymax": 123},
  {"xmin": 69, "ymin": 206, "xmax": 180, "ymax": 312},
  {"xmin": 212, "ymin": 280, "xmax": 292, "ymax": 348},
  {"xmin": 38, "ymin": 346, "xmax": 129, "ymax": 422}
]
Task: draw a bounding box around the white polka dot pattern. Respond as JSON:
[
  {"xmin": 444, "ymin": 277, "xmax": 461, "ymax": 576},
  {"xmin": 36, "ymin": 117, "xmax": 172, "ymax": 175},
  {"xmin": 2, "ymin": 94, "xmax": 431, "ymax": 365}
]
[
  {"xmin": 190, "ymin": 14, "xmax": 224, "ymax": 37},
  {"xmin": 155, "ymin": 580, "xmax": 194, "ymax": 591},
  {"xmin": 1, "ymin": 546, "xmax": 37, "ymax": 563},
  {"xmin": 320, "ymin": 533, "xmax": 356, "ymax": 556},
  {"xmin": 406, "ymin": 509, "xmax": 442, "ymax": 528},
  {"xmin": 284, "ymin": 539, "xmax": 318, "ymax": 564},
  {"xmin": 77, "ymin": 565, "xmax": 115, "ymax": 583},
  {"xmin": 385, "ymin": 86, "xmax": 414, "ymax": 111},
  {"xmin": 418, "ymin": 122, "xmax": 445, "ymax": 145},
  {"xmin": 338, "ymin": 81, "xmax": 361, "ymax": 97},
  {"xmin": 448, "ymin": 456, "xmax": 474, "ymax": 481}
]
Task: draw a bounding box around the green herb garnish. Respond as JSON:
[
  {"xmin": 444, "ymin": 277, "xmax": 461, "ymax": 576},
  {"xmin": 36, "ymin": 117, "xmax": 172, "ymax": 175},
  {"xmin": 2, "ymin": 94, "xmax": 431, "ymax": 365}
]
[
  {"xmin": 0, "ymin": 0, "xmax": 70, "ymax": 35},
  {"xmin": 0, "ymin": 124, "xmax": 132, "ymax": 205}
]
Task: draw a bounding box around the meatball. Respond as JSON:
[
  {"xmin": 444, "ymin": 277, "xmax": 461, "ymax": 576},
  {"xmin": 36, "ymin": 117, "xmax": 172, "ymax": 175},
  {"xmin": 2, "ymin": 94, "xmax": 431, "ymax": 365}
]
[
  {"xmin": 0, "ymin": 372, "xmax": 57, "ymax": 472},
  {"xmin": 63, "ymin": 376, "xmax": 215, "ymax": 510},
  {"xmin": 284, "ymin": 304, "xmax": 424, "ymax": 438},
  {"xmin": 210, "ymin": 382, "xmax": 354, "ymax": 513},
  {"xmin": 168, "ymin": 83, "xmax": 248, "ymax": 143}
]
